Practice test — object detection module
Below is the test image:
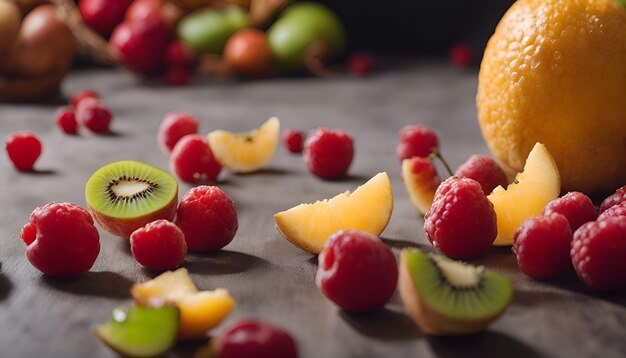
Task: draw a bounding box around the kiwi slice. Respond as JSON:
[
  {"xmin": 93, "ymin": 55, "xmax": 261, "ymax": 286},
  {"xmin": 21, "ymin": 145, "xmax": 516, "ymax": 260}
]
[
  {"xmin": 85, "ymin": 161, "xmax": 178, "ymax": 237},
  {"xmin": 399, "ymin": 248, "xmax": 513, "ymax": 335},
  {"xmin": 93, "ymin": 305, "xmax": 179, "ymax": 358}
]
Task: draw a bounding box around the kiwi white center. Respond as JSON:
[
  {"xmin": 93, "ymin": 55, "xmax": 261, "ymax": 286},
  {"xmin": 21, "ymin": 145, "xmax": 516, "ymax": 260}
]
[
  {"xmin": 107, "ymin": 175, "xmax": 158, "ymax": 202},
  {"xmin": 433, "ymin": 256, "xmax": 483, "ymax": 288}
]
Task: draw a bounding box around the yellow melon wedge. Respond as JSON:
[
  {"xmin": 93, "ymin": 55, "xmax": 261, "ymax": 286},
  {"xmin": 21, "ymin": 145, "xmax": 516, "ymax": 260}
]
[
  {"xmin": 488, "ymin": 143, "xmax": 560, "ymax": 246},
  {"xmin": 207, "ymin": 117, "xmax": 280, "ymax": 173},
  {"xmin": 274, "ymin": 172, "xmax": 394, "ymax": 254}
]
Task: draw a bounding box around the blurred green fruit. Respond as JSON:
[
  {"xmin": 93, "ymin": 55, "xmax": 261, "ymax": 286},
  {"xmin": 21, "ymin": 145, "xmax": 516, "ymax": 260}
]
[
  {"xmin": 177, "ymin": 6, "xmax": 248, "ymax": 55},
  {"xmin": 267, "ymin": 2, "xmax": 345, "ymax": 71}
]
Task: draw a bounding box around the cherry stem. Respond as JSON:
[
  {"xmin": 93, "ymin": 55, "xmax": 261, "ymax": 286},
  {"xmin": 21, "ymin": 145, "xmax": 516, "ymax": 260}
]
[{"xmin": 430, "ymin": 149, "xmax": 454, "ymax": 177}]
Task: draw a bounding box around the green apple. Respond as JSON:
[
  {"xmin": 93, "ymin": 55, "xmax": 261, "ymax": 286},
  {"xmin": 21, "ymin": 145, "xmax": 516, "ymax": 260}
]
[{"xmin": 177, "ymin": 6, "xmax": 248, "ymax": 55}]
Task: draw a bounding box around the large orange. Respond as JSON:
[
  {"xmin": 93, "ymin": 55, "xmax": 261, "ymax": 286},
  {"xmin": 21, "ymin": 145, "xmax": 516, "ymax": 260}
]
[{"xmin": 477, "ymin": 0, "xmax": 626, "ymax": 197}]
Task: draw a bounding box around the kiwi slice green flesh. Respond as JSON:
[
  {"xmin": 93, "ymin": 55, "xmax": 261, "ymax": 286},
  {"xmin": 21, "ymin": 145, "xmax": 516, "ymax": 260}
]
[
  {"xmin": 93, "ymin": 305, "xmax": 179, "ymax": 358},
  {"xmin": 85, "ymin": 161, "xmax": 177, "ymax": 220},
  {"xmin": 400, "ymin": 248, "xmax": 512, "ymax": 334}
]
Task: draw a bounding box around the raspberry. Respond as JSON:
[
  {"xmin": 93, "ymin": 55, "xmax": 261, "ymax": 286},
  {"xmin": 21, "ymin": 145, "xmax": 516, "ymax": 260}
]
[
  {"xmin": 424, "ymin": 177, "xmax": 497, "ymax": 259},
  {"xmin": 158, "ymin": 112, "xmax": 199, "ymax": 154},
  {"xmin": 165, "ymin": 40, "xmax": 195, "ymax": 68},
  {"xmin": 347, "ymin": 53, "xmax": 374, "ymax": 76},
  {"xmin": 55, "ymin": 107, "xmax": 78, "ymax": 135},
  {"xmin": 175, "ymin": 186, "xmax": 238, "ymax": 252},
  {"xmin": 166, "ymin": 67, "xmax": 190, "ymax": 86},
  {"xmin": 598, "ymin": 202, "xmax": 626, "ymax": 221},
  {"xmin": 449, "ymin": 43, "xmax": 474, "ymax": 68},
  {"xmin": 21, "ymin": 202, "xmax": 100, "ymax": 276},
  {"xmin": 71, "ymin": 89, "xmax": 99, "ymax": 109},
  {"xmin": 76, "ymin": 99, "xmax": 112, "ymax": 134},
  {"xmin": 282, "ymin": 128, "xmax": 304, "ymax": 154},
  {"xmin": 513, "ymin": 213, "xmax": 573, "ymax": 279},
  {"xmin": 571, "ymin": 217, "xmax": 626, "ymax": 291},
  {"xmin": 316, "ymin": 230, "xmax": 397, "ymax": 311},
  {"xmin": 396, "ymin": 124, "xmax": 439, "ymax": 161},
  {"xmin": 303, "ymin": 128, "xmax": 354, "ymax": 179},
  {"xmin": 215, "ymin": 320, "xmax": 298, "ymax": 358},
  {"xmin": 599, "ymin": 185, "xmax": 626, "ymax": 213},
  {"xmin": 130, "ymin": 220, "xmax": 187, "ymax": 271},
  {"xmin": 6, "ymin": 131, "xmax": 42, "ymax": 171},
  {"xmin": 543, "ymin": 192, "xmax": 598, "ymax": 231},
  {"xmin": 454, "ymin": 155, "xmax": 508, "ymax": 195},
  {"xmin": 170, "ymin": 134, "xmax": 221, "ymax": 183}
]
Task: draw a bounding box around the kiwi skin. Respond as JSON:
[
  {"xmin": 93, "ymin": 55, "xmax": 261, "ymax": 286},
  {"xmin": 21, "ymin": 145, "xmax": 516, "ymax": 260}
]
[
  {"xmin": 398, "ymin": 249, "xmax": 512, "ymax": 335},
  {"xmin": 89, "ymin": 197, "xmax": 177, "ymax": 238}
]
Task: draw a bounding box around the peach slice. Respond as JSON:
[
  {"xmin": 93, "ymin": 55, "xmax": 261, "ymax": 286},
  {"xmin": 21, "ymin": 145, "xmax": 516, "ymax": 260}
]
[
  {"xmin": 207, "ymin": 116, "xmax": 280, "ymax": 173},
  {"xmin": 274, "ymin": 172, "xmax": 393, "ymax": 254},
  {"xmin": 131, "ymin": 268, "xmax": 235, "ymax": 340},
  {"xmin": 401, "ymin": 157, "xmax": 441, "ymax": 215},
  {"xmin": 488, "ymin": 143, "xmax": 560, "ymax": 246}
]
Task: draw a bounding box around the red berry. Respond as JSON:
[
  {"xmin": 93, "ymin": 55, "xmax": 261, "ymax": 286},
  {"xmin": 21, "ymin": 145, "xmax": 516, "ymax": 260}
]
[
  {"xmin": 455, "ymin": 155, "xmax": 508, "ymax": 195},
  {"xmin": 303, "ymin": 128, "xmax": 354, "ymax": 179},
  {"xmin": 55, "ymin": 107, "xmax": 78, "ymax": 135},
  {"xmin": 130, "ymin": 220, "xmax": 187, "ymax": 271},
  {"xmin": 76, "ymin": 100, "xmax": 112, "ymax": 134},
  {"xmin": 165, "ymin": 41, "xmax": 195, "ymax": 68},
  {"xmin": 571, "ymin": 217, "xmax": 626, "ymax": 291},
  {"xmin": 175, "ymin": 186, "xmax": 238, "ymax": 252},
  {"xmin": 598, "ymin": 202, "xmax": 626, "ymax": 221},
  {"xmin": 513, "ymin": 213, "xmax": 573, "ymax": 280},
  {"xmin": 224, "ymin": 29, "xmax": 273, "ymax": 78},
  {"xmin": 543, "ymin": 192, "xmax": 598, "ymax": 231},
  {"xmin": 215, "ymin": 320, "xmax": 298, "ymax": 358},
  {"xmin": 6, "ymin": 131, "xmax": 42, "ymax": 171},
  {"xmin": 396, "ymin": 124, "xmax": 439, "ymax": 161},
  {"xmin": 109, "ymin": 17, "xmax": 172, "ymax": 74},
  {"xmin": 449, "ymin": 43, "xmax": 474, "ymax": 68},
  {"xmin": 282, "ymin": 128, "xmax": 304, "ymax": 154},
  {"xmin": 599, "ymin": 185, "xmax": 626, "ymax": 213},
  {"xmin": 79, "ymin": 0, "xmax": 131, "ymax": 37},
  {"xmin": 126, "ymin": 0, "xmax": 164, "ymax": 23},
  {"xmin": 170, "ymin": 134, "xmax": 221, "ymax": 183},
  {"xmin": 21, "ymin": 202, "xmax": 100, "ymax": 276},
  {"xmin": 424, "ymin": 177, "xmax": 497, "ymax": 259},
  {"xmin": 71, "ymin": 89, "xmax": 99, "ymax": 109},
  {"xmin": 158, "ymin": 112, "xmax": 199, "ymax": 154},
  {"xmin": 316, "ymin": 230, "xmax": 397, "ymax": 312},
  {"xmin": 166, "ymin": 66, "xmax": 190, "ymax": 86},
  {"xmin": 347, "ymin": 53, "xmax": 374, "ymax": 76}
]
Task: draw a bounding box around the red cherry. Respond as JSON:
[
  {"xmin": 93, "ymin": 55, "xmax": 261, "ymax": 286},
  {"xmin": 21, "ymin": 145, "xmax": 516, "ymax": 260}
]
[
  {"xmin": 449, "ymin": 43, "xmax": 474, "ymax": 68},
  {"xmin": 130, "ymin": 220, "xmax": 187, "ymax": 271},
  {"xmin": 110, "ymin": 17, "xmax": 172, "ymax": 74},
  {"xmin": 6, "ymin": 131, "xmax": 42, "ymax": 171},
  {"xmin": 71, "ymin": 89, "xmax": 99, "ymax": 109},
  {"xmin": 169, "ymin": 134, "xmax": 221, "ymax": 183},
  {"xmin": 215, "ymin": 320, "xmax": 298, "ymax": 358},
  {"xmin": 55, "ymin": 107, "xmax": 78, "ymax": 135},
  {"xmin": 158, "ymin": 112, "xmax": 199, "ymax": 154},
  {"xmin": 347, "ymin": 53, "xmax": 374, "ymax": 76},
  {"xmin": 79, "ymin": 0, "xmax": 131, "ymax": 37}
]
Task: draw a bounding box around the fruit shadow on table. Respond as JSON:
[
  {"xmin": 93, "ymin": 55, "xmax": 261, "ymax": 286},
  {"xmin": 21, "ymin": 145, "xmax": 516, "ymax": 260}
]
[
  {"xmin": 0, "ymin": 272, "xmax": 13, "ymax": 302},
  {"xmin": 183, "ymin": 250, "xmax": 270, "ymax": 276},
  {"xmin": 426, "ymin": 330, "xmax": 543, "ymax": 358},
  {"xmin": 40, "ymin": 271, "xmax": 134, "ymax": 299}
]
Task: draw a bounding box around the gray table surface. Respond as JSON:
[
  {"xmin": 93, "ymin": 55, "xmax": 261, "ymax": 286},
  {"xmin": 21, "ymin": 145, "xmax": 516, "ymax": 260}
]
[{"xmin": 1, "ymin": 61, "xmax": 625, "ymax": 358}]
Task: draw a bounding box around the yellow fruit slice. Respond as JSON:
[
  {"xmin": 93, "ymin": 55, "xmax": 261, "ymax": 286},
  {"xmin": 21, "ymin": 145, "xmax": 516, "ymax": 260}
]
[
  {"xmin": 207, "ymin": 116, "xmax": 280, "ymax": 173},
  {"xmin": 274, "ymin": 172, "xmax": 393, "ymax": 254},
  {"xmin": 401, "ymin": 157, "xmax": 441, "ymax": 215},
  {"xmin": 131, "ymin": 268, "xmax": 235, "ymax": 340},
  {"xmin": 488, "ymin": 143, "xmax": 560, "ymax": 246}
]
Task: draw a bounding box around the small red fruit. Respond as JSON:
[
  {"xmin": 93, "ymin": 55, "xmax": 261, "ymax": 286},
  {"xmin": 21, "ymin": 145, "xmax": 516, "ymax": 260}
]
[
  {"xmin": 571, "ymin": 217, "xmax": 626, "ymax": 291},
  {"xmin": 224, "ymin": 29, "xmax": 273, "ymax": 78},
  {"xmin": 347, "ymin": 53, "xmax": 374, "ymax": 76},
  {"xmin": 79, "ymin": 0, "xmax": 131, "ymax": 38},
  {"xmin": 71, "ymin": 89, "xmax": 99, "ymax": 109},
  {"xmin": 158, "ymin": 112, "xmax": 199, "ymax": 154},
  {"xmin": 214, "ymin": 320, "xmax": 298, "ymax": 358},
  {"xmin": 449, "ymin": 43, "xmax": 474, "ymax": 68},
  {"xmin": 455, "ymin": 155, "xmax": 508, "ymax": 195},
  {"xmin": 166, "ymin": 40, "xmax": 195, "ymax": 68},
  {"xmin": 598, "ymin": 202, "xmax": 626, "ymax": 221},
  {"xmin": 6, "ymin": 131, "xmax": 42, "ymax": 171},
  {"xmin": 165, "ymin": 66, "xmax": 190, "ymax": 86},
  {"xmin": 170, "ymin": 134, "xmax": 221, "ymax": 183},
  {"xmin": 396, "ymin": 124, "xmax": 439, "ymax": 161},
  {"xmin": 110, "ymin": 17, "xmax": 172, "ymax": 74},
  {"xmin": 130, "ymin": 219, "xmax": 187, "ymax": 271},
  {"xmin": 55, "ymin": 107, "xmax": 78, "ymax": 135},
  {"xmin": 282, "ymin": 128, "xmax": 304, "ymax": 154},
  {"xmin": 424, "ymin": 177, "xmax": 497, "ymax": 259},
  {"xmin": 21, "ymin": 202, "xmax": 100, "ymax": 276},
  {"xmin": 599, "ymin": 185, "xmax": 626, "ymax": 213},
  {"xmin": 543, "ymin": 192, "xmax": 598, "ymax": 231},
  {"xmin": 317, "ymin": 230, "xmax": 397, "ymax": 312},
  {"xmin": 76, "ymin": 99, "xmax": 112, "ymax": 133},
  {"xmin": 304, "ymin": 128, "xmax": 354, "ymax": 179},
  {"xmin": 513, "ymin": 213, "xmax": 573, "ymax": 280},
  {"xmin": 176, "ymin": 186, "xmax": 238, "ymax": 252}
]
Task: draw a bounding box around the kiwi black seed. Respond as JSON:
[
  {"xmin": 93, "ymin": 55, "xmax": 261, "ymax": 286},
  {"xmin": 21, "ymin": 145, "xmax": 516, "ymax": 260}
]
[
  {"xmin": 399, "ymin": 248, "xmax": 513, "ymax": 335},
  {"xmin": 85, "ymin": 160, "xmax": 178, "ymax": 237}
]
